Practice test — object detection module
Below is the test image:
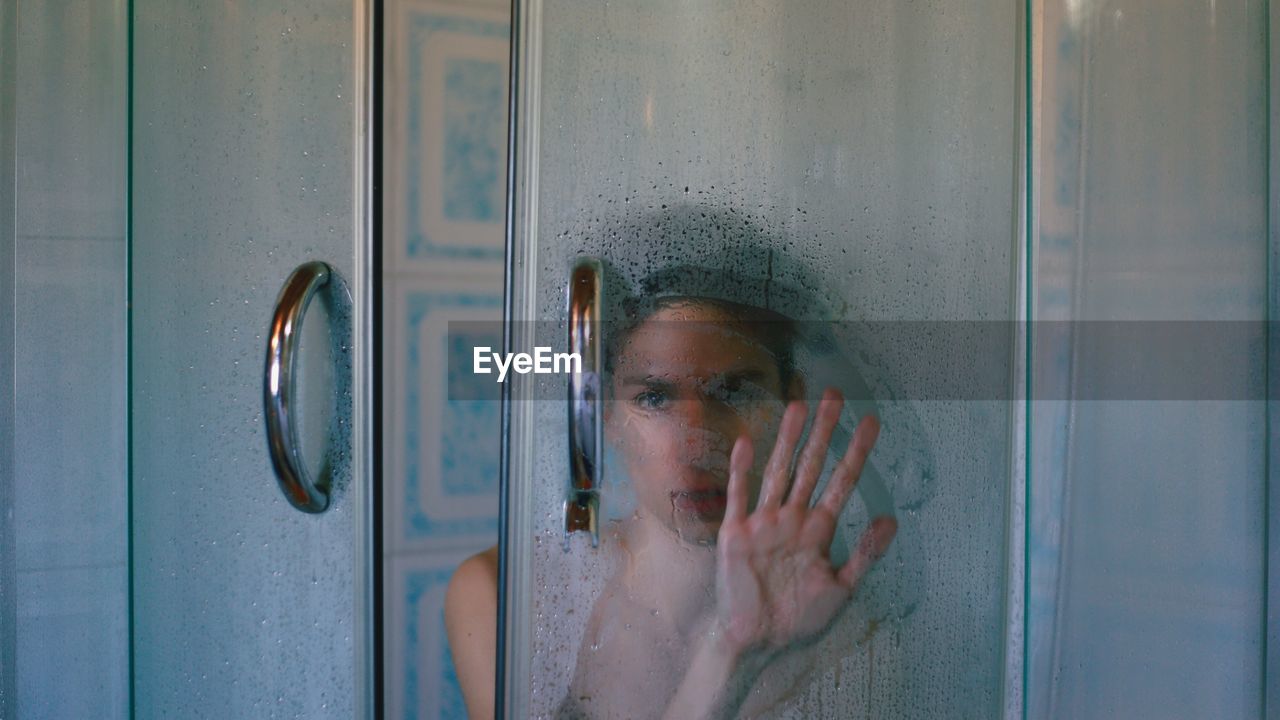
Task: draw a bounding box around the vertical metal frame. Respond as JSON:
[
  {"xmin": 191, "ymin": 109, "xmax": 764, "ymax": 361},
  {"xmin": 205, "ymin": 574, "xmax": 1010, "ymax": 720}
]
[
  {"xmin": 355, "ymin": 0, "xmax": 379, "ymax": 715},
  {"xmin": 1003, "ymin": 0, "xmax": 1033, "ymax": 716},
  {"xmin": 498, "ymin": 0, "xmax": 537, "ymax": 715},
  {"xmin": 1267, "ymin": 2, "xmax": 1277, "ymax": 716},
  {"xmin": 369, "ymin": 0, "xmax": 386, "ymax": 716}
]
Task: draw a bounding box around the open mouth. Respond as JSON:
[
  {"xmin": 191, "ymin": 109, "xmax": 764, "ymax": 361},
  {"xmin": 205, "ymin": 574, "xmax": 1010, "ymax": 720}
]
[{"xmin": 671, "ymin": 488, "xmax": 728, "ymax": 517}]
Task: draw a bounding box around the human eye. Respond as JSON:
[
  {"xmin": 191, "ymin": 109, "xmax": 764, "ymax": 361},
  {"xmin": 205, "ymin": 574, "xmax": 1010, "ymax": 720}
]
[{"xmin": 632, "ymin": 388, "xmax": 670, "ymax": 411}]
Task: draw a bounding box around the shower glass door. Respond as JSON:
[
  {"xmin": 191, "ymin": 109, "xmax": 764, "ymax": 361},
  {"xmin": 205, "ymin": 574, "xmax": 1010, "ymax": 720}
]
[
  {"xmin": 502, "ymin": 1, "xmax": 1025, "ymax": 716},
  {"xmin": 1027, "ymin": 1, "xmax": 1271, "ymax": 716},
  {"xmin": 128, "ymin": 1, "xmax": 373, "ymax": 717}
]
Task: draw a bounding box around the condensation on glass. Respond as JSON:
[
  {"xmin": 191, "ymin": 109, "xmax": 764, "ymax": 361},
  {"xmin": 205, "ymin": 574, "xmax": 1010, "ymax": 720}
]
[
  {"xmin": 505, "ymin": 1, "xmax": 1023, "ymax": 717},
  {"xmin": 129, "ymin": 1, "xmax": 372, "ymax": 717}
]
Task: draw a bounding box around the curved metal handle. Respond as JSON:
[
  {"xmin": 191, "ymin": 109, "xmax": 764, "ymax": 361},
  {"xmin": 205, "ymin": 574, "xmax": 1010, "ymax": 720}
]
[
  {"xmin": 265, "ymin": 261, "xmax": 339, "ymax": 513},
  {"xmin": 565, "ymin": 258, "xmax": 603, "ymax": 546}
]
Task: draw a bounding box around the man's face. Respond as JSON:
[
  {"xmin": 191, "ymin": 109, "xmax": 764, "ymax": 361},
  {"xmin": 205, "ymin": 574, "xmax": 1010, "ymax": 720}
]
[{"xmin": 606, "ymin": 301, "xmax": 792, "ymax": 545}]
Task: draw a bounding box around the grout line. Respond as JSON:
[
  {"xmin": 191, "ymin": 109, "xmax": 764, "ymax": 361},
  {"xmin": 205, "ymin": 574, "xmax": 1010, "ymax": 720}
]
[
  {"xmin": 15, "ymin": 234, "xmax": 126, "ymax": 243},
  {"xmin": 14, "ymin": 561, "xmax": 130, "ymax": 574},
  {"xmin": 381, "ymin": 544, "xmax": 496, "ymax": 559}
]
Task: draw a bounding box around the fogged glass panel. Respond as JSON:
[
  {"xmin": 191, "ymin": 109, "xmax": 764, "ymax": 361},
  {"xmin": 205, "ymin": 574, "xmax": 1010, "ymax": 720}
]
[
  {"xmin": 8, "ymin": 1, "xmax": 129, "ymax": 717},
  {"xmin": 1029, "ymin": 1, "xmax": 1268, "ymax": 717},
  {"xmin": 129, "ymin": 1, "xmax": 367, "ymax": 717},
  {"xmin": 508, "ymin": 1, "xmax": 1021, "ymax": 716}
]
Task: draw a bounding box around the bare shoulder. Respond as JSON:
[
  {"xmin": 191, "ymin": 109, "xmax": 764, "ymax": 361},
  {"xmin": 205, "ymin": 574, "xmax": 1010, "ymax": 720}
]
[
  {"xmin": 445, "ymin": 545, "xmax": 498, "ymax": 636},
  {"xmin": 447, "ymin": 545, "xmax": 499, "ymax": 602},
  {"xmin": 445, "ymin": 545, "xmax": 499, "ymax": 720}
]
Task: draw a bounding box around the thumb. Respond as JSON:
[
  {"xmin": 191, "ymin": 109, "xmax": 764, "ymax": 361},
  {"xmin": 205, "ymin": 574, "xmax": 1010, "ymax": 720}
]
[{"xmin": 837, "ymin": 515, "xmax": 897, "ymax": 589}]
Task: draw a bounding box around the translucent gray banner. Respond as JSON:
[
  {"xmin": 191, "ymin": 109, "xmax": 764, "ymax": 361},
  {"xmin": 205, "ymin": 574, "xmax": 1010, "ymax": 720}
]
[{"xmin": 445, "ymin": 321, "xmax": 1274, "ymax": 401}]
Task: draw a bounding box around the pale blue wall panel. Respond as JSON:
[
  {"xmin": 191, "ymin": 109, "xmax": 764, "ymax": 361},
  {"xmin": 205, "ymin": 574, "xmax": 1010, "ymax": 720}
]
[
  {"xmin": 1030, "ymin": 2, "xmax": 1268, "ymax": 717},
  {"xmin": 11, "ymin": 0, "xmax": 129, "ymax": 717}
]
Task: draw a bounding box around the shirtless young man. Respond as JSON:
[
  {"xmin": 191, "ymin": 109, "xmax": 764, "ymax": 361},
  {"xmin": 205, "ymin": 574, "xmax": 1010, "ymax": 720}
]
[{"xmin": 445, "ymin": 297, "xmax": 898, "ymax": 719}]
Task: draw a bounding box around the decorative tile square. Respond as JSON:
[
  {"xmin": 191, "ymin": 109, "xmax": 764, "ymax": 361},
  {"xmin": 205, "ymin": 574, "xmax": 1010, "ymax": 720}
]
[
  {"xmin": 391, "ymin": 1, "xmax": 510, "ymax": 270},
  {"xmin": 386, "ymin": 551, "xmax": 478, "ymax": 720},
  {"xmin": 388, "ymin": 278, "xmax": 503, "ymax": 551}
]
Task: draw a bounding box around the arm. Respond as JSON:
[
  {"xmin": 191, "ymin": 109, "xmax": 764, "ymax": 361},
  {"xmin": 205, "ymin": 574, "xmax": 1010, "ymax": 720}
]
[
  {"xmin": 660, "ymin": 624, "xmax": 774, "ymax": 720},
  {"xmin": 444, "ymin": 545, "xmax": 500, "ymax": 720},
  {"xmin": 668, "ymin": 392, "xmax": 897, "ymax": 719}
]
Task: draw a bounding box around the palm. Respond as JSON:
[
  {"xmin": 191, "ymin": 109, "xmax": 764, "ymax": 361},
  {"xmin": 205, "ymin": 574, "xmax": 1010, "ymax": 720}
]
[
  {"xmin": 712, "ymin": 391, "xmax": 897, "ymax": 657},
  {"xmin": 717, "ymin": 506, "xmax": 848, "ymax": 650}
]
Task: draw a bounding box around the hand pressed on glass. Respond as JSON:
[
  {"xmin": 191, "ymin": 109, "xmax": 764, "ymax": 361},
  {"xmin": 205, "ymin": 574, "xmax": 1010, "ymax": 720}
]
[
  {"xmin": 714, "ymin": 394, "xmax": 897, "ymax": 659},
  {"xmin": 661, "ymin": 391, "xmax": 896, "ymax": 720}
]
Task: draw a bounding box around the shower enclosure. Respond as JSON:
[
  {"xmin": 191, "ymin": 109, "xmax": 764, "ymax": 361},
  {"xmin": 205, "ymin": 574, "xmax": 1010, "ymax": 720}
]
[
  {"xmin": 499, "ymin": 0, "xmax": 1274, "ymax": 718},
  {"xmin": 0, "ymin": 0, "xmax": 1273, "ymax": 718}
]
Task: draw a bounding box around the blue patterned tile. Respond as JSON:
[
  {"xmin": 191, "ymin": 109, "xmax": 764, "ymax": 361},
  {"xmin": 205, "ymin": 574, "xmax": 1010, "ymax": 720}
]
[
  {"xmin": 441, "ymin": 334, "xmax": 501, "ymax": 496},
  {"xmin": 388, "ymin": 553, "xmax": 475, "ymax": 720},
  {"xmin": 403, "ymin": 6, "xmax": 509, "ymax": 261},
  {"xmin": 442, "ymin": 58, "xmax": 506, "ymax": 223},
  {"xmin": 404, "ymin": 567, "xmax": 464, "ymax": 719},
  {"xmin": 400, "ymin": 289, "xmax": 503, "ymax": 544}
]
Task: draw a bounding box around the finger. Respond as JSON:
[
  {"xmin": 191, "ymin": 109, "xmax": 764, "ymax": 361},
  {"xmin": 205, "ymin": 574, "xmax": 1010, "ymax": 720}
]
[
  {"xmin": 786, "ymin": 388, "xmax": 844, "ymax": 508},
  {"xmin": 757, "ymin": 400, "xmax": 808, "ymax": 509},
  {"xmin": 838, "ymin": 515, "xmax": 897, "ymax": 589},
  {"xmin": 816, "ymin": 414, "xmax": 879, "ymax": 517},
  {"xmin": 725, "ymin": 435, "xmax": 753, "ymax": 522}
]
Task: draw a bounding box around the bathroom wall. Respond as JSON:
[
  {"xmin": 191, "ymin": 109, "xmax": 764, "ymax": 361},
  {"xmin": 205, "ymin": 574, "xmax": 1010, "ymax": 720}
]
[
  {"xmin": 6, "ymin": 0, "xmax": 130, "ymax": 718},
  {"xmin": 382, "ymin": 0, "xmax": 509, "ymax": 717}
]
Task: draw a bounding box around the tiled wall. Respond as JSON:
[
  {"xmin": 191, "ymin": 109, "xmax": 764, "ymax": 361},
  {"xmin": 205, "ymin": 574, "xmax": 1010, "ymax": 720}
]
[
  {"xmin": 383, "ymin": 1, "xmax": 509, "ymax": 717},
  {"xmin": 8, "ymin": 1, "xmax": 129, "ymax": 718}
]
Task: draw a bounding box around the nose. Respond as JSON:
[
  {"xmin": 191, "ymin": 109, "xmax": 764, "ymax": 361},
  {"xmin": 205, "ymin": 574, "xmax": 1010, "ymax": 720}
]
[
  {"xmin": 678, "ymin": 394, "xmax": 735, "ymax": 429},
  {"xmin": 676, "ymin": 397, "xmax": 737, "ymax": 461}
]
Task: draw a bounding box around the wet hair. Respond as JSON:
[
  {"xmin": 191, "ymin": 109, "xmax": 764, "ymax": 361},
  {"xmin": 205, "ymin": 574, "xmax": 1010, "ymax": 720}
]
[
  {"xmin": 604, "ymin": 291, "xmax": 801, "ymax": 396},
  {"xmin": 588, "ymin": 206, "xmax": 825, "ymax": 397}
]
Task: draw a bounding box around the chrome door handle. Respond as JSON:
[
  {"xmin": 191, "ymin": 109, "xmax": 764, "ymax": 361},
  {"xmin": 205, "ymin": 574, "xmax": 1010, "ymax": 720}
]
[
  {"xmin": 565, "ymin": 258, "xmax": 603, "ymax": 546},
  {"xmin": 264, "ymin": 261, "xmax": 349, "ymax": 513}
]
